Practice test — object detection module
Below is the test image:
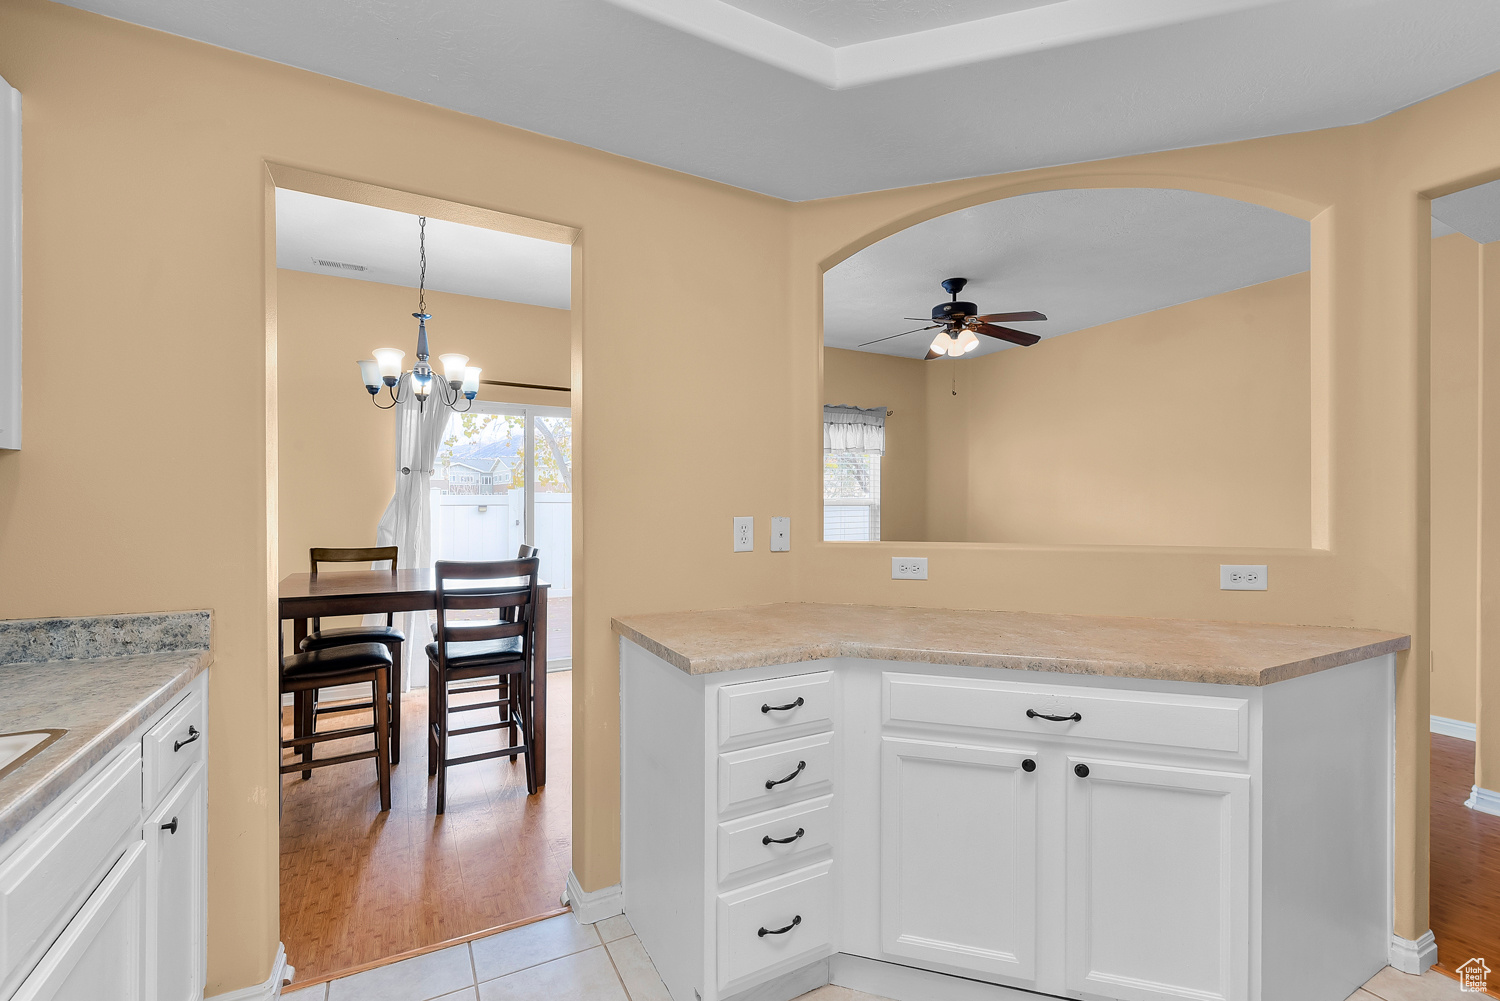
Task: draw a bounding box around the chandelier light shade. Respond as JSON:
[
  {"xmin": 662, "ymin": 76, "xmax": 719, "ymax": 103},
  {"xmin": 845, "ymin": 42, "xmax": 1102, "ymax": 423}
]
[{"xmin": 357, "ymin": 216, "xmax": 481, "ymax": 411}]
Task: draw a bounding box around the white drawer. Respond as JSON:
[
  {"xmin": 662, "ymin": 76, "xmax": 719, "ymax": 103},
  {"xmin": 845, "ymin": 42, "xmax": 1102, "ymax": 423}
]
[
  {"xmin": 718, "ymin": 672, "xmax": 833, "ymax": 746},
  {"xmin": 0, "ymin": 744, "xmax": 142, "ymax": 985},
  {"xmin": 718, "ymin": 733, "xmax": 834, "ymax": 815},
  {"xmin": 143, "ymin": 685, "xmax": 205, "ymax": 809},
  {"xmin": 716, "ymin": 860, "xmax": 832, "ymax": 989},
  {"xmin": 884, "ymin": 673, "xmax": 1249, "ymax": 756},
  {"xmin": 718, "ymin": 795, "xmax": 833, "ymax": 882}
]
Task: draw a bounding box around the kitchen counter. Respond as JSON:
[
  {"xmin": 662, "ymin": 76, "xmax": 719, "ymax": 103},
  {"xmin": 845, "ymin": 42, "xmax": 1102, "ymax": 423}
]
[
  {"xmin": 611, "ymin": 601, "xmax": 1409, "ymax": 684},
  {"xmin": 0, "ymin": 611, "xmax": 212, "ymax": 844}
]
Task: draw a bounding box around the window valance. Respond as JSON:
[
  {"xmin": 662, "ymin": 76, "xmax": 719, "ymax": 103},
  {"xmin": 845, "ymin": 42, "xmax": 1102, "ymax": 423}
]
[{"xmin": 824, "ymin": 404, "xmax": 886, "ymax": 455}]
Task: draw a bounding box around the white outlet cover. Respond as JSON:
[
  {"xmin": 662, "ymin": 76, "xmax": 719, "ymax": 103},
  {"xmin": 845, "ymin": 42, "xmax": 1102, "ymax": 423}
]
[
  {"xmin": 892, "ymin": 557, "xmax": 928, "ymax": 580},
  {"xmin": 770, "ymin": 516, "xmax": 790, "ymax": 552},
  {"xmin": 1220, "ymin": 564, "xmax": 1268, "ymax": 590},
  {"xmin": 733, "ymin": 516, "xmax": 754, "ymax": 553}
]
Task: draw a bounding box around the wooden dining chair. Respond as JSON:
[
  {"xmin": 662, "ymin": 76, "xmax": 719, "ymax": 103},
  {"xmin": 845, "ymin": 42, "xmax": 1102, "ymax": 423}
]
[
  {"xmin": 280, "ymin": 642, "xmax": 392, "ymax": 811},
  {"xmin": 297, "ymin": 546, "xmax": 404, "ymax": 766},
  {"xmin": 426, "ymin": 557, "xmax": 541, "ymax": 813}
]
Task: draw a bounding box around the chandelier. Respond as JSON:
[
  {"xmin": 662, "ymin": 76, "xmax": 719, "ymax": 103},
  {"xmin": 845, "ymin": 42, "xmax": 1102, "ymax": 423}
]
[{"xmin": 357, "ymin": 216, "xmax": 479, "ymax": 411}]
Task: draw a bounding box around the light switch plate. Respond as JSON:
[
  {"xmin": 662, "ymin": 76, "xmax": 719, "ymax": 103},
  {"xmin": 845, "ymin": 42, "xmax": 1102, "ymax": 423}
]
[
  {"xmin": 733, "ymin": 516, "xmax": 754, "ymax": 553},
  {"xmin": 892, "ymin": 557, "xmax": 928, "ymax": 580},
  {"xmin": 770, "ymin": 517, "xmax": 790, "ymax": 552},
  {"xmin": 1220, "ymin": 564, "xmax": 1267, "ymax": 590}
]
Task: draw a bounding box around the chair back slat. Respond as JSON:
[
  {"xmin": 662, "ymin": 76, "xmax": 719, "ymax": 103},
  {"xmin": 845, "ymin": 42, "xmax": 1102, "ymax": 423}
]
[
  {"xmin": 433, "ymin": 558, "xmax": 541, "ymax": 673},
  {"xmin": 308, "ymin": 546, "xmax": 400, "ymax": 630}
]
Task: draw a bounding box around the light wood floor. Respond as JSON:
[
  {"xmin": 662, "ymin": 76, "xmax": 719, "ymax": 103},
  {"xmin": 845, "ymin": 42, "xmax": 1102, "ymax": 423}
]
[
  {"xmin": 279, "ymin": 672, "xmax": 572, "ymax": 987},
  {"xmin": 1431, "ymin": 731, "xmax": 1500, "ymax": 985}
]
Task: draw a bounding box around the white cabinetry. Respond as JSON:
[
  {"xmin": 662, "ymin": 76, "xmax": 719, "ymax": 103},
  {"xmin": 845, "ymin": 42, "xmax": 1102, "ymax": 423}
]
[{"xmin": 0, "ymin": 672, "xmax": 209, "ymax": 1001}]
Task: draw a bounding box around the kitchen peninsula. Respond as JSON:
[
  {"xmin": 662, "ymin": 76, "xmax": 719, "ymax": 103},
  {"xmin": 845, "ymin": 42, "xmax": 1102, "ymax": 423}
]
[{"xmin": 615, "ymin": 603, "xmax": 1409, "ymax": 1001}]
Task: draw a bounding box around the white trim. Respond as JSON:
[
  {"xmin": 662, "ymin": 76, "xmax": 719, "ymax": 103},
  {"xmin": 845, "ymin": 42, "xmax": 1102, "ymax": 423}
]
[
  {"xmin": 1431, "ymin": 715, "xmax": 1476, "ymax": 741},
  {"xmin": 206, "ymin": 943, "xmax": 293, "ymax": 1000},
  {"xmin": 547, "ymin": 658, "xmax": 573, "ymax": 672},
  {"xmin": 562, "ymin": 871, "xmax": 623, "ymax": 924},
  {"xmin": 0, "ymin": 77, "xmax": 19, "ymax": 451},
  {"xmin": 1465, "ymin": 785, "xmax": 1500, "ymax": 817},
  {"xmin": 1389, "ymin": 931, "xmax": 1438, "ymax": 975},
  {"xmin": 598, "ymin": 0, "xmax": 1284, "ymax": 89},
  {"xmin": 831, "ymin": 953, "xmax": 1038, "ymax": 1000}
]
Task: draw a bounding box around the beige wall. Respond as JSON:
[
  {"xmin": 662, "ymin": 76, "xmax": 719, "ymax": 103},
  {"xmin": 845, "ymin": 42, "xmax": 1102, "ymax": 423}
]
[
  {"xmin": 1477, "ymin": 243, "xmax": 1500, "ymax": 789},
  {"xmin": 963, "ymin": 274, "xmax": 1311, "ymax": 547},
  {"xmin": 277, "ymin": 268, "xmax": 570, "ymax": 576},
  {"xmin": 822, "ymin": 348, "xmax": 927, "ymax": 541},
  {"xmin": 1431, "ymin": 234, "xmax": 1482, "ymax": 726},
  {"xmin": 5, "ymin": 0, "xmax": 1500, "ymax": 985}
]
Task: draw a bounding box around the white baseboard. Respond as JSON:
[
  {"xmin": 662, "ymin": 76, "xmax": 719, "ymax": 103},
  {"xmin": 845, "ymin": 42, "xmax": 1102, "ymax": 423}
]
[
  {"xmin": 561, "ymin": 870, "xmax": 623, "ymax": 924},
  {"xmin": 831, "ymin": 953, "xmax": 1036, "ymax": 1000},
  {"xmin": 1389, "ymin": 930, "xmax": 1438, "ymax": 975},
  {"xmin": 207, "ymin": 943, "xmax": 293, "ymax": 1000},
  {"xmin": 1432, "ymin": 715, "xmax": 1477, "ymax": 741},
  {"xmin": 1465, "ymin": 785, "xmax": 1500, "ymax": 816}
]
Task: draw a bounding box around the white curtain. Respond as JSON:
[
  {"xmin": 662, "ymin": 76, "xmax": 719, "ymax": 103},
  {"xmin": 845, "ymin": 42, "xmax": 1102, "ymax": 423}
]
[
  {"xmin": 824, "ymin": 404, "xmax": 886, "ymax": 454},
  {"xmin": 375, "ymin": 372, "xmax": 452, "ymax": 690}
]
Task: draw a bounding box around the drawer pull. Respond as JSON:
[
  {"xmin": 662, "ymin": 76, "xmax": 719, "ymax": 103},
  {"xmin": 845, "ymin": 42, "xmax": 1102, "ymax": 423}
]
[
  {"xmin": 174, "ymin": 726, "xmax": 201, "ymax": 752},
  {"xmin": 765, "ymin": 760, "xmax": 807, "ymax": 790},
  {"xmin": 1022, "ymin": 758, "xmax": 1036, "ymax": 772},
  {"xmin": 1075, "ymin": 763, "xmax": 1090, "ymax": 778},
  {"xmin": 758, "ymin": 915, "xmax": 801, "ymax": 938},
  {"xmin": 161, "ymin": 816, "xmax": 179, "ymax": 835},
  {"xmin": 761, "ymin": 697, "xmax": 805, "ymax": 714},
  {"xmin": 1027, "ymin": 709, "xmax": 1081, "ymax": 723},
  {"xmin": 762, "ymin": 827, "xmax": 806, "ymax": 846}
]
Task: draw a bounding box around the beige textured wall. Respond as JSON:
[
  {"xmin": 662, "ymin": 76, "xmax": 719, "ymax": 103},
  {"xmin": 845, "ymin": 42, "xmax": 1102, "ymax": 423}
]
[
  {"xmin": 5, "ymin": 0, "xmax": 1500, "ymax": 982},
  {"xmin": 277, "ymin": 268, "xmax": 570, "ymax": 576},
  {"xmin": 822, "ymin": 348, "xmax": 928, "ymax": 541},
  {"xmin": 1431, "ymin": 234, "xmax": 1481, "ymax": 726},
  {"xmin": 959, "ymin": 274, "xmax": 1311, "ymax": 547}
]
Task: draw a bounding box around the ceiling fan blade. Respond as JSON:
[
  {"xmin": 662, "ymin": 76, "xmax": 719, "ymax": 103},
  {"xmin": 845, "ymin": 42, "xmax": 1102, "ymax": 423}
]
[
  {"xmin": 924, "ymin": 347, "xmax": 944, "ymax": 360},
  {"xmin": 976, "ymin": 311, "xmax": 1047, "ymax": 323},
  {"xmin": 858, "ymin": 325, "xmax": 937, "ymax": 348},
  {"xmin": 975, "ymin": 322, "xmax": 1041, "ymax": 347}
]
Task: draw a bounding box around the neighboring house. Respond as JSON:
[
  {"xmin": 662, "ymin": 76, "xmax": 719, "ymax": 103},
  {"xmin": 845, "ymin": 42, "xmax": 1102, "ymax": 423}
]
[{"xmin": 436, "ymin": 438, "xmax": 520, "ymax": 495}]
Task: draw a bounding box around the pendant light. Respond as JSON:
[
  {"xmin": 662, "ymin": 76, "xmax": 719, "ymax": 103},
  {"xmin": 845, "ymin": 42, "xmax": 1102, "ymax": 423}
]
[{"xmin": 357, "ymin": 216, "xmax": 482, "ymax": 411}]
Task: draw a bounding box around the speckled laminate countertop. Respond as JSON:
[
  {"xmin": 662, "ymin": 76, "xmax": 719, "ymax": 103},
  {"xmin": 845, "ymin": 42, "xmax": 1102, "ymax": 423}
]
[
  {"xmin": 0, "ymin": 611, "xmax": 212, "ymax": 844},
  {"xmin": 611, "ymin": 602, "xmax": 1409, "ymax": 685}
]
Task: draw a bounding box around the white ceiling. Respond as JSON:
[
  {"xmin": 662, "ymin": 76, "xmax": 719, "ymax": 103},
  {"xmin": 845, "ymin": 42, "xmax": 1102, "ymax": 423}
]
[
  {"xmin": 1432, "ymin": 178, "xmax": 1500, "ymax": 244},
  {"xmin": 274, "ymin": 189, "xmax": 572, "ymax": 309},
  {"xmin": 823, "ymin": 187, "xmax": 1309, "ymax": 359},
  {"xmin": 55, "ymin": 0, "xmax": 1500, "ymax": 200}
]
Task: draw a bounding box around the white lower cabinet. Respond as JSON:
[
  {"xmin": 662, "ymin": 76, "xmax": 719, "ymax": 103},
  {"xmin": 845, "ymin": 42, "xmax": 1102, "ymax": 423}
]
[
  {"xmin": 879, "ymin": 737, "xmax": 1037, "ymax": 983},
  {"xmin": 0, "ymin": 672, "xmax": 209, "ymax": 1001},
  {"xmin": 1064, "ymin": 758, "xmax": 1249, "ymax": 1001}
]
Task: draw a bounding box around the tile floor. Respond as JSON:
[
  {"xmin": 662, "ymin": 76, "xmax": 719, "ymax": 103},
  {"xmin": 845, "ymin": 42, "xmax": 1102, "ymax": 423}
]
[{"xmin": 280, "ymin": 911, "xmax": 1476, "ymax": 1001}]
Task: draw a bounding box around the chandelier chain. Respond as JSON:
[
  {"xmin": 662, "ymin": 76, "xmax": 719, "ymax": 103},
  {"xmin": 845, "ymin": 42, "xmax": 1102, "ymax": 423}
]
[{"xmin": 418, "ymin": 216, "xmax": 427, "ymax": 314}]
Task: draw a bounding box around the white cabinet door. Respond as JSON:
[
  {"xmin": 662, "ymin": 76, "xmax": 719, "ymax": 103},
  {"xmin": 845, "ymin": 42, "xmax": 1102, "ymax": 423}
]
[
  {"xmin": 880, "ymin": 737, "xmax": 1038, "ymax": 982},
  {"xmin": 12, "ymin": 842, "xmax": 148, "ymax": 1001},
  {"xmin": 1065, "ymin": 757, "xmax": 1249, "ymax": 1001},
  {"xmin": 147, "ymin": 762, "xmax": 207, "ymax": 1001}
]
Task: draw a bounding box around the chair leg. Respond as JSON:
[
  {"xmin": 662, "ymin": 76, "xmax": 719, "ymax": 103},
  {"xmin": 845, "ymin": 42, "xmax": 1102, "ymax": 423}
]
[
  {"xmin": 386, "ymin": 639, "xmax": 402, "ymax": 766},
  {"xmin": 373, "ymin": 669, "xmax": 392, "ymax": 812},
  {"xmin": 435, "ymin": 669, "xmax": 449, "ymax": 814},
  {"xmin": 427, "ymin": 658, "xmax": 439, "ymax": 777},
  {"xmin": 519, "ymin": 670, "xmax": 537, "ymax": 796},
  {"xmin": 297, "ymin": 690, "xmax": 314, "ymax": 780},
  {"xmin": 503, "ymin": 677, "xmax": 517, "ymax": 762}
]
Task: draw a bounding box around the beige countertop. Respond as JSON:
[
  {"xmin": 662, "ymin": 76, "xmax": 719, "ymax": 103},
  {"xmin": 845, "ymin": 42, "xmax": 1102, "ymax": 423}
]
[{"xmin": 611, "ymin": 602, "xmax": 1410, "ymax": 686}]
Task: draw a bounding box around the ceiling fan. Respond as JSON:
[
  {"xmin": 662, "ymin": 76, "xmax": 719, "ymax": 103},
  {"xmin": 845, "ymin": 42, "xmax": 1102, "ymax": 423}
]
[{"xmin": 859, "ymin": 277, "xmax": 1047, "ymax": 359}]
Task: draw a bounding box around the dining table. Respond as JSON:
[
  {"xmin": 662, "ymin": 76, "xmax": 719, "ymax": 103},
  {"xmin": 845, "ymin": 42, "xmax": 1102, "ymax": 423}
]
[{"xmin": 277, "ymin": 568, "xmax": 549, "ymax": 786}]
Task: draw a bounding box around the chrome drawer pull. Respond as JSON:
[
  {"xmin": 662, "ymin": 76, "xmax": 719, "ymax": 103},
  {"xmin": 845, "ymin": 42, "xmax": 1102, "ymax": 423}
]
[
  {"xmin": 1026, "ymin": 709, "xmax": 1081, "ymax": 723},
  {"xmin": 758, "ymin": 915, "xmax": 801, "ymax": 937},
  {"xmin": 762, "ymin": 697, "xmax": 805, "ymax": 714},
  {"xmin": 765, "ymin": 760, "xmax": 807, "ymax": 790},
  {"xmin": 174, "ymin": 726, "xmax": 201, "ymax": 752},
  {"xmin": 762, "ymin": 827, "xmax": 805, "ymax": 846}
]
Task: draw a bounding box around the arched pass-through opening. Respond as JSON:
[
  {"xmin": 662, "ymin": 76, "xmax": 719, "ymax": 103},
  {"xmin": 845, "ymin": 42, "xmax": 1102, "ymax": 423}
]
[{"xmin": 817, "ymin": 182, "xmax": 1332, "ymax": 552}]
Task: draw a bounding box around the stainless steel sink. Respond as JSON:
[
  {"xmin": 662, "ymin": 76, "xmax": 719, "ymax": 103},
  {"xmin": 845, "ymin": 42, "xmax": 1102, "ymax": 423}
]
[{"xmin": 0, "ymin": 729, "xmax": 66, "ymax": 780}]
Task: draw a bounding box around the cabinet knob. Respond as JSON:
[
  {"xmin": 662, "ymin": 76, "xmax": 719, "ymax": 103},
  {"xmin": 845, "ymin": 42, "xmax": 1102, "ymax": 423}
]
[
  {"xmin": 1074, "ymin": 763, "xmax": 1090, "ymax": 778},
  {"xmin": 1022, "ymin": 758, "xmax": 1036, "ymax": 772},
  {"xmin": 161, "ymin": 816, "xmax": 179, "ymax": 835}
]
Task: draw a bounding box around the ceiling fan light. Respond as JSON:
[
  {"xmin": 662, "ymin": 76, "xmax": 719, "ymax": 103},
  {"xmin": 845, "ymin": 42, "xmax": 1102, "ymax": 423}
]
[
  {"xmin": 946, "ymin": 337, "xmax": 965, "ymax": 358},
  {"xmin": 930, "ymin": 333, "xmax": 949, "ymax": 356},
  {"xmin": 957, "ymin": 329, "xmax": 980, "ymax": 354}
]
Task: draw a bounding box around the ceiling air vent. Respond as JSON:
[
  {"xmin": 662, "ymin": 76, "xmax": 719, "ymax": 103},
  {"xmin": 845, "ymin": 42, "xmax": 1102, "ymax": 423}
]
[{"xmin": 312, "ymin": 257, "xmax": 369, "ymax": 272}]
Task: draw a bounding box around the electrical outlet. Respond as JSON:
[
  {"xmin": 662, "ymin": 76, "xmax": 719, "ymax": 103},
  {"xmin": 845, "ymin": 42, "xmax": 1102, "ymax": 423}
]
[
  {"xmin": 733, "ymin": 516, "xmax": 754, "ymax": 553},
  {"xmin": 770, "ymin": 517, "xmax": 790, "ymax": 552},
  {"xmin": 892, "ymin": 557, "xmax": 928, "ymax": 580},
  {"xmin": 1220, "ymin": 564, "xmax": 1268, "ymax": 590}
]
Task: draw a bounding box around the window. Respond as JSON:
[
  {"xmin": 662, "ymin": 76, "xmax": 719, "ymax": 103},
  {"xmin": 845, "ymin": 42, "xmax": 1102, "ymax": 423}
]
[{"xmin": 824, "ymin": 450, "xmax": 881, "ymax": 541}]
